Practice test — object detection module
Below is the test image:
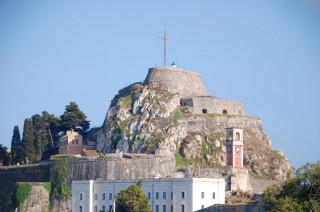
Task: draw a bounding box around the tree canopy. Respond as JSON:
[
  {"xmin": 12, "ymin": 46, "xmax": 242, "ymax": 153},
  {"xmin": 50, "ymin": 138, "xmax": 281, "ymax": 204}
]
[
  {"xmin": 60, "ymin": 102, "xmax": 90, "ymax": 135},
  {"xmin": 263, "ymin": 161, "xmax": 320, "ymax": 212},
  {"xmin": 115, "ymin": 182, "xmax": 151, "ymax": 212},
  {"xmin": 0, "ymin": 144, "xmax": 10, "ymax": 166},
  {"xmin": 21, "ymin": 119, "xmax": 35, "ymax": 164},
  {"xmin": 6, "ymin": 101, "xmax": 90, "ymax": 164},
  {"xmin": 10, "ymin": 125, "xmax": 23, "ymax": 164}
]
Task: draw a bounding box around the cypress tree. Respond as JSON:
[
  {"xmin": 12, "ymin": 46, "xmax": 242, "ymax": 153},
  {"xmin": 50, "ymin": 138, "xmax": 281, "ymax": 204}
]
[
  {"xmin": 10, "ymin": 125, "xmax": 22, "ymax": 164},
  {"xmin": 31, "ymin": 114, "xmax": 47, "ymax": 161},
  {"xmin": 21, "ymin": 119, "xmax": 35, "ymax": 164}
]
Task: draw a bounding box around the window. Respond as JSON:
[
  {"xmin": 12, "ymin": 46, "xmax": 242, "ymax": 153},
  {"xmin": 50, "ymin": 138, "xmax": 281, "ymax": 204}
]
[
  {"xmin": 148, "ymin": 192, "xmax": 151, "ymax": 199},
  {"xmin": 201, "ymin": 205, "xmax": 204, "ymax": 209},
  {"xmin": 156, "ymin": 205, "xmax": 159, "ymax": 212},
  {"xmin": 163, "ymin": 192, "xmax": 166, "ymax": 199},
  {"xmin": 156, "ymin": 192, "xmax": 159, "ymax": 199},
  {"xmin": 201, "ymin": 192, "xmax": 204, "ymax": 199},
  {"xmin": 76, "ymin": 139, "xmax": 78, "ymax": 144},
  {"xmin": 109, "ymin": 193, "xmax": 113, "ymax": 200},
  {"xmin": 79, "ymin": 206, "xmax": 82, "ymax": 212},
  {"xmin": 102, "ymin": 205, "xmax": 106, "ymax": 212},
  {"xmin": 102, "ymin": 193, "xmax": 106, "ymax": 200},
  {"xmin": 80, "ymin": 193, "xmax": 83, "ymax": 200},
  {"xmin": 94, "ymin": 193, "xmax": 97, "ymax": 200},
  {"xmin": 170, "ymin": 205, "xmax": 173, "ymax": 212},
  {"xmin": 171, "ymin": 192, "xmax": 173, "ymax": 199},
  {"xmin": 223, "ymin": 109, "xmax": 228, "ymax": 114},
  {"xmin": 181, "ymin": 204, "xmax": 185, "ymax": 212},
  {"xmin": 72, "ymin": 140, "xmax": 74, "ymax": 144},
  {"xmin": 181, "ymin": 192, "xmax": 185, "ymax": 199},
  {"xmin": 94, "ymin": 206, "xmax": 97, "ymax": 212},
  {"xmin": 212, "ymin": 192, "xmax": 216, "ymax": 199},
  {"xmin": 202, "ymin": 109, "xmax": 207, "ymax": 114},
  {"xmin": 236, "ymin": 132, "xmax": 240, "ymax": 140},
  {"xmin": 163, "ymin": 204, "xmax": 166, "ymax": 212}
]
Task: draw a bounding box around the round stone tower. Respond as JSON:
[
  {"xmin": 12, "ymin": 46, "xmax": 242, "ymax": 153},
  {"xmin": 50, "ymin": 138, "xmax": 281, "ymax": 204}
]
[{"xmin": 144, "ymin": 66, "xmax": 208, "ymax": 98}]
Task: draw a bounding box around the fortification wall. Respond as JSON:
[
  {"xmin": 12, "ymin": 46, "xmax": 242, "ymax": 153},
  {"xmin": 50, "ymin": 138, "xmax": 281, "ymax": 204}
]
[
  {"xmin": 144, "ymin": 67, "xmax": 208, "ymax": 97},
  {"xmin": 181, "ymin": 97, "xmax": 245, "ymax": 115},
  {"xmin": 66, "ymin": 154, "xmax": 176, "ymax": 183},
  {"xmin": 0, "ymin": 164, "xmax": 51, "ymax": 211}
]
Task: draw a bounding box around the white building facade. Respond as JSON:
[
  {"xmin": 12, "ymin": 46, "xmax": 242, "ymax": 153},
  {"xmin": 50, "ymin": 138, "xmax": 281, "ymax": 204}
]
[{"xmin": 72, "ymin": 178, "xmax": 225, "ymax": 212}]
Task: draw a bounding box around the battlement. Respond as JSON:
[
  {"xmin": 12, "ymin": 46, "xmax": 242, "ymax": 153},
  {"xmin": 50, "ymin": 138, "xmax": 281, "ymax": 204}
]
[
  {"xmin": 144, "ymin": 66, "xmax": 208, "ymax": 97},
  {"xmin": 181, "ymin": 96, "xmax": 245, "ymax": 115}
]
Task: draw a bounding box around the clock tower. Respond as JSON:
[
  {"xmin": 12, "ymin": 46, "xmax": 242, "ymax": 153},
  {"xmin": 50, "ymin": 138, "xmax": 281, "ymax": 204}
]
[{"xmin": 226, "ymin": 128, "xmax": 243, "ymax": 168}]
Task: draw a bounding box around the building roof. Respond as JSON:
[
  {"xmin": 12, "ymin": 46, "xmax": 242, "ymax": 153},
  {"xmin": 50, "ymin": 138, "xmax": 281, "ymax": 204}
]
[{"xmin": 81, "ymin": 149, "xmax": 100, "ymax": 158}]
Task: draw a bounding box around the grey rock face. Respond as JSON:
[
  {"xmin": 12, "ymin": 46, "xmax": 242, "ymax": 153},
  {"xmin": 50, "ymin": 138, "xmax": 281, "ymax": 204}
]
[
  {"xmin": 20, "ymin": 183, "xmax": 50, "ymax": 212},
  {"xmin": 86, "ymin": 67, "xmax": 291, "ymax": 182}
]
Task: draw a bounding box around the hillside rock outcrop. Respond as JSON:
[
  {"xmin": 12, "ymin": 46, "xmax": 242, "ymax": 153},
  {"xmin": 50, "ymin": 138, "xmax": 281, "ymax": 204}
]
[{"xmin": 86, "ymin": 66, "xmax": 291, "ymax": 182}]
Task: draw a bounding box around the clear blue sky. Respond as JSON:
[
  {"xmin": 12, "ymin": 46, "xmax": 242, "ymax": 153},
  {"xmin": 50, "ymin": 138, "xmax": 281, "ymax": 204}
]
[{"xmin": 1, "ymin": 0, "xmax": 319, "ymax": 168}]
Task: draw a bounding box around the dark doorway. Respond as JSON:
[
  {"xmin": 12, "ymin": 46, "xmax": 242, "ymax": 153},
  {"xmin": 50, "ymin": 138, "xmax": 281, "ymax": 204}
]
[
  {"xmin": 223, "ymin": 110, "xmax": 228, "ymax": 114},
  {"xmin": 202, "ymin": 109, "xmax": 207, "ymax": 114}
]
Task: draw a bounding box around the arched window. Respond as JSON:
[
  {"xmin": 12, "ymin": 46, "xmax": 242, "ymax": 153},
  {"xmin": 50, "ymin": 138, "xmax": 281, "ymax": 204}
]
[
  {"xmin": 202, "ymin": 109, "xmax": 207, "ymax": 114},
  {"xmin": 223, "ymin": 110, "xmax": 228, "ymax": 114},
  {"xmin": 236, "ymin": 132, "xmax": 240, "ymax": 140}
]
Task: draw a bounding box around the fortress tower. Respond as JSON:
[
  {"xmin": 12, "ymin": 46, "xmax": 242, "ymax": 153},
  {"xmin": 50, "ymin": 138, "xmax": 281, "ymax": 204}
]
[
  {"xmin": 144, "ymin": 66, "xmax": 245, "ymax": 116},
  {"xmin": 144, "ymin": 66, "xmax": 208, "ymax": 98},
  {"xmin": 226, "ymin": 128, "xmax": 244, "ymax": 168}
]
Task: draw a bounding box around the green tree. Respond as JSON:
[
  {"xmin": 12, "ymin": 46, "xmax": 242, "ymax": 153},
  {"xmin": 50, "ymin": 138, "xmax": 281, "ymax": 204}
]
[
  {"xmin": 21, "ymin": 119, "xmax": 35, "ymax": 164},
  {"xmin": 0, "ymin": 144, "xmax": 10, "ymax": 166},
  {"xmin": 31, "ymin": 114, "xmax": 47, "ymax": 161},
  {"xmin": 263, "ymin": 161, "xmax": 320, "ymax": 212},
  {"xmin": 10, "ymin": 125, "xmax": 23, "ymax": 164},
  {"xmin": 60, "ymin": 102, "xmax": 90, "ymax": 136},
  {"xmin": 115, "ymin": 182, "xmax": 151, "ymax": 212},
  {"xmin": 41, "ymin": 111, "xmax": 61, "ymax": 159}
]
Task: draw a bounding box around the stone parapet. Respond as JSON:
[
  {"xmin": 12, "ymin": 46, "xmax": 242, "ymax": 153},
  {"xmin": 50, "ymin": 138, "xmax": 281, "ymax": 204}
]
[{"xmin": 144, "ymin": 66, "xmax": 208, "ymax": 97}]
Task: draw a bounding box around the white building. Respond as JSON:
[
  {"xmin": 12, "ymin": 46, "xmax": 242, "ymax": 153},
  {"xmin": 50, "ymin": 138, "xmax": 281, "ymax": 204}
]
[{"xmin": 72, "ymin": 178, "xmax": 225, "ymax": 212}]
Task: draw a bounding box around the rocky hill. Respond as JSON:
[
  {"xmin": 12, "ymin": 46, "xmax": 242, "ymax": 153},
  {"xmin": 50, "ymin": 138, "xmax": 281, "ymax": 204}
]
[{"xmin": 86, "ymin": 66, "xmax": 291, "ymax": 182}]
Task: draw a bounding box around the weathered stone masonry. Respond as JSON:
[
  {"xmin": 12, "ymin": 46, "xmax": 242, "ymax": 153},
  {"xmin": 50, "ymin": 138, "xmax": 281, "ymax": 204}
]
[{"xmin": 144, "ymin": 66, "xmax": 244, "ymax": 115}]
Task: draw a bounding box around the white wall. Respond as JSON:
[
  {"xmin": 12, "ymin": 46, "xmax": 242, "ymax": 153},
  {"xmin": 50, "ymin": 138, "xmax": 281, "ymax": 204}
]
[{"xmin": 72, "ymin": 178, "xmax": 225, "ymax": 212}]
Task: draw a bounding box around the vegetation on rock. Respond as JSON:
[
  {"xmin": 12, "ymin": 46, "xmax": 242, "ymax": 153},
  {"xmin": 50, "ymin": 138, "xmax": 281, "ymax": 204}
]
[
  {"xmin": 11, "ymin": 182, "xmax": 32, "ymax": 209},
  {"xmin": 263, "ymin": 161, "xmax": 320, "ymax": 211},
  {"xmin": 52, "ymin": 158, "xmax": 71, "ymax": 200}
]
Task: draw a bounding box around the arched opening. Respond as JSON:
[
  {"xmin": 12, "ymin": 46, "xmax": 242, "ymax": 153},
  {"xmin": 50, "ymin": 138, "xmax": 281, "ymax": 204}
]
[
  {"xmin": 239, "ymin": 110, "xmax": 242, "ymax": 115},
  {"xmin": 236, "ymin": 132, "xmax": 240, "ymax": 140},
  {"xmin": 223, "ymin": 110, "xmax": 228, "ymax": 114},
  {"xmin": 202, "ymin": 109, "xmax": 207, "ymax": 114}
]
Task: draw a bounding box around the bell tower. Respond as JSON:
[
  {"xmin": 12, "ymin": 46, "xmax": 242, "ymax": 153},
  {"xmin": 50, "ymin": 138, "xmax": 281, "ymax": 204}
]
[{"xmin": 226, "ymin": 128, "xmax": 243, "ymax": 168}]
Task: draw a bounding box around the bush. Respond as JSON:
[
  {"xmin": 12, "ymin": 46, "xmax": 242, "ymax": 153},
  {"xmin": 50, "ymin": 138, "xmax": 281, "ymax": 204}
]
[
  {"xmin": 115, "ymin": 182, "xmax": 151, "ymax": 212},
  {"xmin": 12, "ymin": 182, "xmax": 32, "ymax": 209}
]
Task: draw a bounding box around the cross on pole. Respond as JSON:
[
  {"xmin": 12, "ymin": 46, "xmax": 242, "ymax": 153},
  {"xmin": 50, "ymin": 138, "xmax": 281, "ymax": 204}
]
[{"xmin": 160, "ymin": 29, "xmax": 170, "ymax": 66}]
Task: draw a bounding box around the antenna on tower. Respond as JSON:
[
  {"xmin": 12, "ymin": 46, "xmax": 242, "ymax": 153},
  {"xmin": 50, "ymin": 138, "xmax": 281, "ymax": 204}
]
[{"xmin": 159, "ymin": 29, "xmax": 170, "ymax": 66}]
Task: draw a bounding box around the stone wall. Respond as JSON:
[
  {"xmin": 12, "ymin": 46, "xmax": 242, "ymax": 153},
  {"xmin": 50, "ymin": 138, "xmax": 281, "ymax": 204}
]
[
  {"xmin": 66, "ymin": 154, "xmax": 176, "ymax": 183},
  {"xmin": 144, "ymin": 66, "xmax": 208, "ymax": 97},
  {"xmin": 181, "ymin": 96, "xmax": 245, "ymax": 115},
  {"xmin": 0, "ymin": 164, "xmax": 50, "ymax": 211},
  {"xmin": 248, "ymin": 177, "xmax": 278, "ymax": 194},
  {"xmin": 195, "ymin": 204, "xmax": 264, "ymax": 212}
]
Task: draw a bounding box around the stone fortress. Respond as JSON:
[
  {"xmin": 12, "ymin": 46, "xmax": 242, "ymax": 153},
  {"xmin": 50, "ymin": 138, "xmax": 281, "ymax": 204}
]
[
  {"xmin": 0, "ymin": 64, "xmax": 292, "ymax": 212},
  {"xmin": 145, "ymin": 66, "xmax": 244, "ymax": 115}
]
